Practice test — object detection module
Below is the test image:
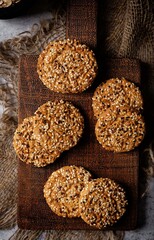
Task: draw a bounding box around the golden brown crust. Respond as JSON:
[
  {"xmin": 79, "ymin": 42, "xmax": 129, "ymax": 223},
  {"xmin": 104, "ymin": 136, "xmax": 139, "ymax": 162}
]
[
  {"xmin": 79, "ymin": 178, "xmax": 128, "ymax": 229},
  {"xmin": 37, "ymin": 39, "xmax": 98, "ymax": 93},
  {"xmin": 95, "ymin": 107, "xmax": 145, "ymax": 152},
  {"xmin": 44, "ymin": 165, "xmax": 92, "ymax": 218},
  {"xmin": 92, "ymin": 78, "xmax": 143, "ymax": 119}
]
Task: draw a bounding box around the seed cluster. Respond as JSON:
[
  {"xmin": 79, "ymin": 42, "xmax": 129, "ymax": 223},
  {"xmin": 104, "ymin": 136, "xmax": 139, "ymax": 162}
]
[
  {"xmin": 37, "ymin": 39, "xmax": 98, "ymax": 93},
  {"xmin": 13, "ymin": 100, "xmax": 84, "ymax": 167},
  {"xmin": 93, "ymin": 78, "xmax": 145, "ymax": 152},
  {"xmin": 0, "ymin": 0, "xmax": 20, "ymax": 8},
  {"xmin": 44, "ymin": 165, "xmax": 92, "ymax": 218},
  {"xmin": 79, "ymin": 178, "xmax": 128, "ymax": 229}
]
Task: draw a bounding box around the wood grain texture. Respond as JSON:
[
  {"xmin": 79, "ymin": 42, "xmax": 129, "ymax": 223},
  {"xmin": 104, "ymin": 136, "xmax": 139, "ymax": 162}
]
[
  {"xmin": 18, "ymin": 56, "xmax": 140, "ymax": 230},
  {"xmin": 66, "ymin": 0, "xmax": 97, "ymax": 49}
]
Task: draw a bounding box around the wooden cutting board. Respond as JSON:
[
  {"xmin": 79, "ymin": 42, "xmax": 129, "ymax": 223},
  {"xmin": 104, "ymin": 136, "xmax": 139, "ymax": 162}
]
[
  {"xmin": 18, "ymin": 56, "xmax": 140, "ymax": 230},
  {"xmin": 17, "ymin": 0, "xmax": 140, "ymax": 230}
]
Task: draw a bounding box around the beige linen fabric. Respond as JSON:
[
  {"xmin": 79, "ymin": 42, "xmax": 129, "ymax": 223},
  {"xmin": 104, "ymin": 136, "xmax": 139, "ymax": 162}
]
[{"xmin": 0, "ymin": 0, "xmax": 153, "ymax": 239}]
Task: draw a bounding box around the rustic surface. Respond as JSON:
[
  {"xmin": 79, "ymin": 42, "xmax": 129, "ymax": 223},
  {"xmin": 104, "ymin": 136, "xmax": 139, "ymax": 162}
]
[{"xmin": 18, "ymin": 56, "xmax": 140, "ymax": 230}]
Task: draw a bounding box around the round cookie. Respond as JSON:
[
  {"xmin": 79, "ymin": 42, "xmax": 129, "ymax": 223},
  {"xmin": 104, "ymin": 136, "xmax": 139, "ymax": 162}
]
[
  {"xmin": 79, "ymin": 178, "xmax": 128, "ymax": 229},
  {"xmin": 92, "ymin": 77, "xmax": 143, "ymax": 118},
  {"xmin": 13, "ymin": 116, "xmax": 62, "ymax": 167},
  {"xmin": 95, "ymin": 107, "xmax": 145, "ymax": 152},
  {"xmin": 34, "ymin": 100, "xmax": 84, "ymax": 152},
  {"xmin": 37, "ymin": 39, "xmax": 98, "ymax": 93},
  {"xmin": 44, "ymin": 165, "xmax": 92, "ymax": 218}
]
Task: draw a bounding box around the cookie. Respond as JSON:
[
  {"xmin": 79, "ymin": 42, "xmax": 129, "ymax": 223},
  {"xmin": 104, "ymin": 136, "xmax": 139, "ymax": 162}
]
[
  {"xmin": 13, "ymin": 100, "xmax": 84, "ymax": 167},
  {"xmin": 44, "ymin": 165, "xmax": 92, "ymax": 218},
  {"xmin": 95, "ymin": 107, "xmax": 145, "ymax": 152},
  {"xmin": 13, "ymin": 116, "xmax": 62, "ymax": 167},
  {"xmin": 92, "ymin": 78, "xmax": 143, "ymax": 118},
  {"xmin": 37, "ymin": 39, "xmax": 98, "ymax": 93},
  {"xmin": 79, "ymin": 178, "xmax": 128, "ymax": 229},
  {"xmin": 35, "ymin": 100, "xmax": 84, "ymax": 152}
]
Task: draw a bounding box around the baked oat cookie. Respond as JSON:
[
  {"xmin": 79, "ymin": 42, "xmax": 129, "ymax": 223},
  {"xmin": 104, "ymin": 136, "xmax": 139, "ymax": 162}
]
[
  {"xmin": 44, "ymin": 165, "xmax": 92, "ymax": 218},
  {"xmin": 34, "ymin": 100, "xmax": 84, "ymax": 152},
  {"xmin": 92, "ymin": 77, "xmax": 143, "ymax": 118},
  {"xmin": 13, "ymin": 116, "xmax": 62, "ymax": 167},
  {"xmin": 13, "ymin": 100, "xmax": 84, "ymax": 167},
  {"xmin": 95, "ymin": 107, "xmax": 145, "ymax": 152},
  {"xmin": 79, "ymin": 178, "xmax": 128, "ymax": 229},
  {"xmin": 37, "ymin": 39, "xmax": 98, "ymax": 93}
]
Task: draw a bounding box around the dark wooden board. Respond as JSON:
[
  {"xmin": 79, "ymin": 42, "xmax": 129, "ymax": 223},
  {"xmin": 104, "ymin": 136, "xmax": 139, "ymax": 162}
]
[{"xmin": 18, "ymin": 56, "xmax": 140, "ymax": 230}]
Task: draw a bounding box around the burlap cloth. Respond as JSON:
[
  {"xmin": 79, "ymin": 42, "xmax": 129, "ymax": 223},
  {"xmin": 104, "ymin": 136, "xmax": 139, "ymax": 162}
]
[{"xmin": 0, "ymin": 0, "xmax": 153, "ymax": 239}]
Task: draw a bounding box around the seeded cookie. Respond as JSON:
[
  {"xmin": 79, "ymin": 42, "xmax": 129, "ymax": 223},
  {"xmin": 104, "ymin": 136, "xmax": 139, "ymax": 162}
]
[
  {"xmin": 37, "ymin": 39, "xmax": 98, "ymax": 93},
  {"xmin": 79, "ymin": 178, "xmax": 128, "ymax": 229},
  {"xmin": 44, "ymin": 165, "xmax": 92, "ymax": 218},
  {"xmin": 35, "ymin": 100, "xmax": 84, "ymax": 152},
  {"xmin": 13, "ymin": 100, "xmax": 84, "ymax": 167},
  {"xmin": 95, "ymin": 107, "xmax": 145, "ymax": 152},
  {"xmin": 92, "ymin": 78, "xmax": 143, "ymax": 118},
  {"xmin": 13, "ymin": 116, "xmax": 62, "ymax": 167}
]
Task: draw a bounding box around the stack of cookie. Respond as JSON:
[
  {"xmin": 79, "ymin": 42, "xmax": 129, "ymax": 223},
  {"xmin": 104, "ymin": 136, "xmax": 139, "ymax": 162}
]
[
  {"xmin": 44, "ymin": 165, "xmax": 128, "ymax": 229},
  {"xmin": 92, "ymin": 78, "xmax": 145, "ymax": 152},
  {"xmin": 13, "ymin": 100, "xmax": 84, "ymax": 167}
]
